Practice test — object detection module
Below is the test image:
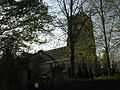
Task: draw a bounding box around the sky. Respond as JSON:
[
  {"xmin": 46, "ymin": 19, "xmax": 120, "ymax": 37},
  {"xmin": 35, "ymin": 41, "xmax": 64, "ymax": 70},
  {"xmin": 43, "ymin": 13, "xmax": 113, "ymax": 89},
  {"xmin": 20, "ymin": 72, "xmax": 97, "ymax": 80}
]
[
  {"xmin": 15, "ymin": 0, "xmax": 19, "ymax": 1},
  {"xmin": 0, "ymin": 0, "xmax": 66, "ymax": 53},
  {"xmin": 28, "ymin": 0, "xmax": 67, "ymax": 53},
  {"xmin": 14, "ymin": 0, "xmax": 120, "ymax": 58},
  {"xmin": 29, "ymin": 29, "xmax": 67, "ymax": 53}
]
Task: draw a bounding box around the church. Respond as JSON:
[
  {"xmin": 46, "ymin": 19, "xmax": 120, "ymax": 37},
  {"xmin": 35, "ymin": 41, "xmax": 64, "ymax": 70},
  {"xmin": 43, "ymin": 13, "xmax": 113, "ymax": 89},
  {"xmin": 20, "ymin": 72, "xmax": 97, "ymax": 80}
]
[
  {"xmin": 30, "ymin": 10, "xmax": 98, "ymax": 79},
  {"xmin": 0, "ymin": 9, "xmax": 99, "ymax": 90}
]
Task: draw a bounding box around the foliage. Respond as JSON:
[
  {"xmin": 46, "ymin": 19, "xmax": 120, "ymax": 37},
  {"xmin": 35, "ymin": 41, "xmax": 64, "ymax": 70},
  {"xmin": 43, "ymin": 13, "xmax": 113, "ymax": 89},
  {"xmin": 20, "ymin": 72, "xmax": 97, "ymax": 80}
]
[
  {"xmin": 0, "ymin": 1, "xmax": 53, "ymax": 89},
  {"xmin": 56, "ymin": 0, "xmax": 96, "ymax": 77},
  {"xmin": 0, "ymin": 0, "xmax": 53, "ymax": 57}
]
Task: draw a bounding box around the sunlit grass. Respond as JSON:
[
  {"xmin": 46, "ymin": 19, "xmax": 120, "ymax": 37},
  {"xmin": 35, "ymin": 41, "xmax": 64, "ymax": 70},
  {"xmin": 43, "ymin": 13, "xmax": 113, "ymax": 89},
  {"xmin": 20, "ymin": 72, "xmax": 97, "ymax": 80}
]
[
  {"xmin": 94, "ymin": 75, "xmax": 120, "ymax": 80},
  {"xmin": 64, "ymin": 75, "xmax": 120, "ymax": 81}
]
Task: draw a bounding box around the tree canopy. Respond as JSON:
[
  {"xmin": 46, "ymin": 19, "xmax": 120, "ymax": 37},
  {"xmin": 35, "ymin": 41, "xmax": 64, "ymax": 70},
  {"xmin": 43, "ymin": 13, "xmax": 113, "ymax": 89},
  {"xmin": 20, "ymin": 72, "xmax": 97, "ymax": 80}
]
[{"xmin": 0, "ymin": 0, "xmax": 53, "ymax": 58}]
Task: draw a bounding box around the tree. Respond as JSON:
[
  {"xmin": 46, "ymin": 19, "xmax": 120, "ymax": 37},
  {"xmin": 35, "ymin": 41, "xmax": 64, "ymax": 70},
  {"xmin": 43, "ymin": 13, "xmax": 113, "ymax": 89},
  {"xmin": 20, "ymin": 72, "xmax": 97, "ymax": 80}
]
[
  {"xmin": 89, "ymin": 0, "xmax": 120, "ymax": 76},
  {"xmin": 0, "ymin": 0, "xmax": 53, "ymax": 58},
  {"xmin": 56, "ymin": 0, "xmax": 94, "ymax": 77},
  {"xmin": 0, "ymin": 1, "xmax": 53, "ymax": 89},
  {"xmin": 0, "ymin": 0, "xmax": 6, "ymax": 4},
  {"xmin": 99, "ymin": 0, "xmax": 111, "ymax": 76}
]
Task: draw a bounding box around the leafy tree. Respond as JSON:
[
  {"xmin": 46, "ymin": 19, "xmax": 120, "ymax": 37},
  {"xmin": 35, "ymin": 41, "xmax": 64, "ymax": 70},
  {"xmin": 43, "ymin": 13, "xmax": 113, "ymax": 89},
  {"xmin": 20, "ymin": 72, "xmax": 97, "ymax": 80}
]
[
  {"xmin": 55, "ymin": 0, "xmax": 96, "ymax": 77},
  {"xmin": 0, "ymin": 0, "xmax": 53, "ymax": 58},
  {"xmin": 0, "ymin": 0, "xmax": 53, "ymax": 89}
]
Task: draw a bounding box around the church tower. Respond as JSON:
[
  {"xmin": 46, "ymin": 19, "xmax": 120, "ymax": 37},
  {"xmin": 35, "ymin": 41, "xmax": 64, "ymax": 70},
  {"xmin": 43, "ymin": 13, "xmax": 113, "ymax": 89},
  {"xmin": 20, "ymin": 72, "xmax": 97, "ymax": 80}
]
[{"xmin": 67, "ymin": 9, "xmax": 97, "ymax": 66}]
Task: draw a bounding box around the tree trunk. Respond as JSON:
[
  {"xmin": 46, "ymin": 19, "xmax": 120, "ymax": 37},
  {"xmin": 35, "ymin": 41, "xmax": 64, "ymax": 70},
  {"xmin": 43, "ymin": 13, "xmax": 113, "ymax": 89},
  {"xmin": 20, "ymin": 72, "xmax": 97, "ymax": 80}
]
[
  {"xmin": 100, "ymin": 0, "xmax": 111, "ymax": 76},
  {"xmin": 70, "ymin": 39, "xmax": 75, "ymax": 78}
]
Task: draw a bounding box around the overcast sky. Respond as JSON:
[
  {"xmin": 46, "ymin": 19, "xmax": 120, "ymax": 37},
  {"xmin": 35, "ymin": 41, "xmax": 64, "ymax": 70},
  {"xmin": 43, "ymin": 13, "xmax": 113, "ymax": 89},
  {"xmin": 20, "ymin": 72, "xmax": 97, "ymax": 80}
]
[{"xmin": 28, "ymin": 0, "xmax": 67, "ymax": 53}]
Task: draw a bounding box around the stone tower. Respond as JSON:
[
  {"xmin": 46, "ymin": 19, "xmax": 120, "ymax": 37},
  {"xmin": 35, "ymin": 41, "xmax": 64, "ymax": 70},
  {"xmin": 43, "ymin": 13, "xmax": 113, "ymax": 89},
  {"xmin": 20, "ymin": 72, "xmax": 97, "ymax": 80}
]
[{"xmin": 67, "ymin": 10, "xmax": 97, "ymax": 68}]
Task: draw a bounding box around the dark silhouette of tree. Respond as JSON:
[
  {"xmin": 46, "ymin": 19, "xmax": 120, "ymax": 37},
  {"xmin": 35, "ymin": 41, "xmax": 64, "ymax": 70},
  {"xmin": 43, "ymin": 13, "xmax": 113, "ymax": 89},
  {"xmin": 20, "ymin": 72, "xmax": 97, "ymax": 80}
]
[
  {"xmin": 0, "ymin": 0, "xmax": 53, "ymax": 58},
  {"xmin": 0, "ymin": 0, "xmax": 53, "ymax": 89},
  {"xmin": 56, "ymin": 0, "xmax": 94, "ymax": 78}
]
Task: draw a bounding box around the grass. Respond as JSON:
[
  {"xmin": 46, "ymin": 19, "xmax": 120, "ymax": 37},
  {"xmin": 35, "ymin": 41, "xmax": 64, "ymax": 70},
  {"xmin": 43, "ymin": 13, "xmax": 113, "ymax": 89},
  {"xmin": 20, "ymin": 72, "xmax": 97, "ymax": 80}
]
[
  {"xmin": 64, "ymin": 75, "xmax": 120, "ymax": 81},
  {"xmin": 94, "ymin": 75, "xmax": 120, "ymax": 80}
]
